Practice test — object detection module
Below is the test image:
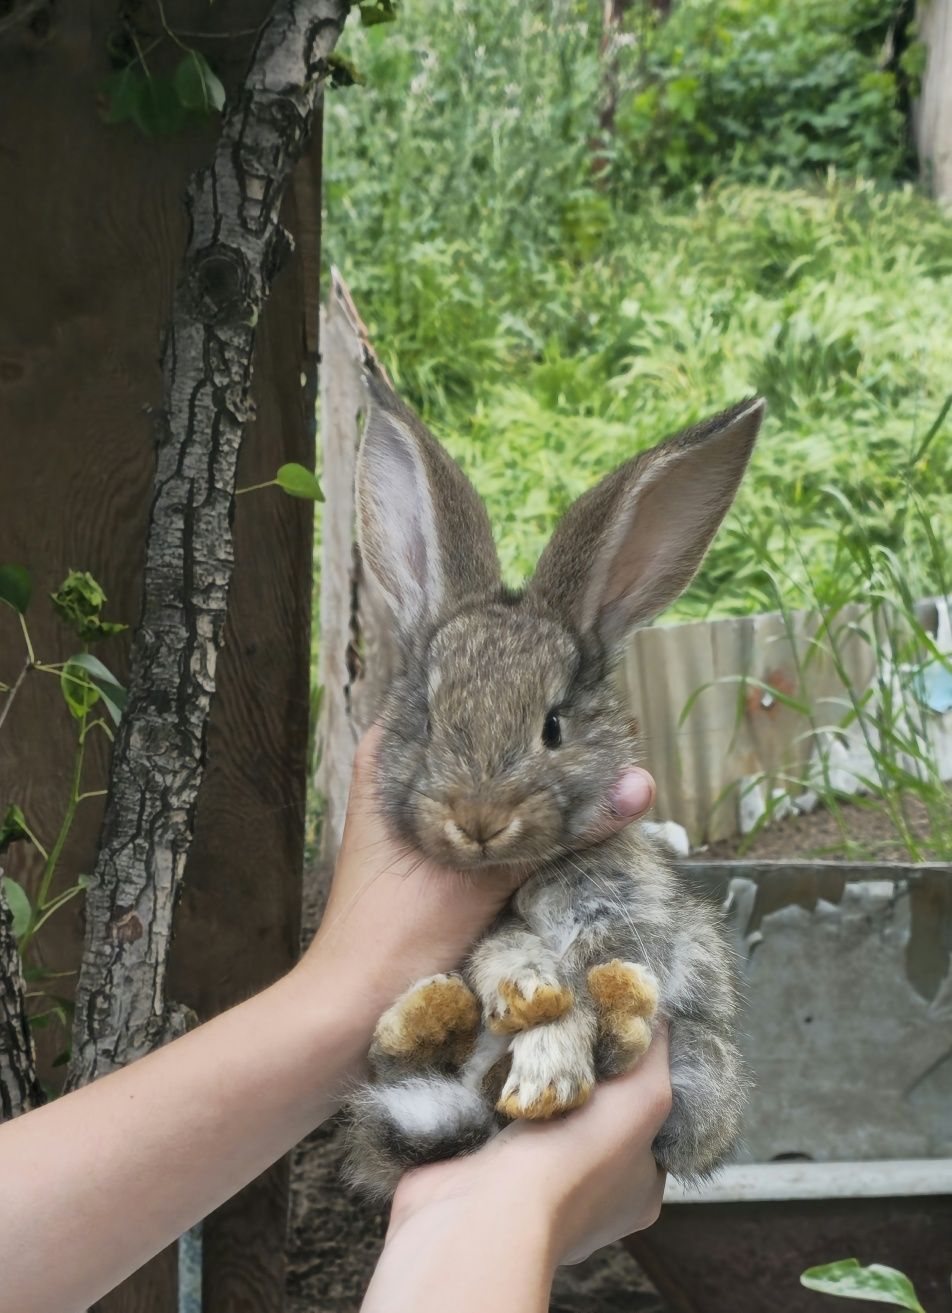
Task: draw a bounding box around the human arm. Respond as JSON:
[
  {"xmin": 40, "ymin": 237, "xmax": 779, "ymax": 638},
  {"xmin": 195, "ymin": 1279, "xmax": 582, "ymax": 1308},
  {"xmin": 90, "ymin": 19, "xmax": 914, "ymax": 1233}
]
[
  {"xmin": 0, "ymin": 730, "xmax": 654, "ymax": 1313},
  {"xmin": 362, "ymin": 1026, "xmax": 672, "ymax": 1313}
]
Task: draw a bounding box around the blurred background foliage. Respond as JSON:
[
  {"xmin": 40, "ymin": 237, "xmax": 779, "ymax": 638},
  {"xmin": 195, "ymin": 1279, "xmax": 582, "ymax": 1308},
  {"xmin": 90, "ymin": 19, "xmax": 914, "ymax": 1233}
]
[{"xmin": 321, "ymin": 0, "xmax": 951, "ymax": 623}]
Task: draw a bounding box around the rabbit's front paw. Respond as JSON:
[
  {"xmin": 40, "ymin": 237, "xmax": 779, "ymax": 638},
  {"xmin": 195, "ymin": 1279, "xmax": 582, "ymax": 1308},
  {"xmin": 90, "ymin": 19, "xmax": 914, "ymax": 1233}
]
[
  {"xmin": 588, "ymin": 960, "xmax": 658, "ymax": 1071},
  {"xmin": 496, "ymin": 1019, "xmax": 594, "ymax": 1119},
  {"xmin": 372, "ymin": 973, "xmax": 480, "ymax": 1068},
  {"xmin": 487, "ymin": 972, "xmax": 574, "ymax": 1034}
]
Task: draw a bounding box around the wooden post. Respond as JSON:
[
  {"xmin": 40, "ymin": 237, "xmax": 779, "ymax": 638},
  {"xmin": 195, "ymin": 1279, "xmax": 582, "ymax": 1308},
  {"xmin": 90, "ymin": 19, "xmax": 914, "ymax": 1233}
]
[
  {"xmin": 0, "ymin": 5, "xmax": 329, "ymax": 1308},
  {"xmin": 915, "ymin": 0, "xmax": 952, "ymax": 204},
  {"xmin": 289, "ymin": 272, "xmax": 399, "ymax": 1313}
]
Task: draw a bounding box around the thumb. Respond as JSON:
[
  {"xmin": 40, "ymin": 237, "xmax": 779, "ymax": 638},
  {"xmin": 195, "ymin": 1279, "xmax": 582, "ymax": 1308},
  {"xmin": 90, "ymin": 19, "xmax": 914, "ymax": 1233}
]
[{"xmin": 583, "ymin": 768, "xmax": 656, "ymax": 843}]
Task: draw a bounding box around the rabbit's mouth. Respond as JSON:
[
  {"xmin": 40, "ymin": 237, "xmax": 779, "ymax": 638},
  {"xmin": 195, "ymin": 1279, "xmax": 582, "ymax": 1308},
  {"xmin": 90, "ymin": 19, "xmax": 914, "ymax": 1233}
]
[{"xmin": 411, "ymin": 788, "xmax": 563, "ymax": 870}]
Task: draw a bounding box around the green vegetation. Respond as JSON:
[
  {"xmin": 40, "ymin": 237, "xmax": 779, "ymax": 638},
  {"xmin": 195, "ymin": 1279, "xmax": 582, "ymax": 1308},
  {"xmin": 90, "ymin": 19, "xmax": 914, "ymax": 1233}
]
[
  {"xmin": 612, "ymin": 0, "xmax": 916, "ymax": 189},
  {"xmin": 320, "ymin": 0, "xmax": 952, "ymax": 856},
  {"xmin": 802, "ymin": 1258, "xmax": 927, "ymax": 1311},
  {"xmin": 325, "ymin": 0, "xmax": 950, "ymax": 621}
]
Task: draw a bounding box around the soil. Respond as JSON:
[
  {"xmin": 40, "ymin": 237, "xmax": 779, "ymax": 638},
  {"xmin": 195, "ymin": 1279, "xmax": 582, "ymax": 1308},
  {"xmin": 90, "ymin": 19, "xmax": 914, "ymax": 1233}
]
[{"xmin": 692, "ymin": 785, "xmax": 952, "ymax": 863}]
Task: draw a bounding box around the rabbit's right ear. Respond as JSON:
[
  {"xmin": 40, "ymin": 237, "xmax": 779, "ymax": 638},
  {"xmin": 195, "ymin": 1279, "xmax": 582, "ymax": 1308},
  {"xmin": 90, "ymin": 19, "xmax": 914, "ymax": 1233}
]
[
  {"xmin": 356, "ymin": 372, "xmax": 500, "ymax": 637},
  {"xmin": 528, "ymin": 398, "xmax": 764, "ymax": 649}
]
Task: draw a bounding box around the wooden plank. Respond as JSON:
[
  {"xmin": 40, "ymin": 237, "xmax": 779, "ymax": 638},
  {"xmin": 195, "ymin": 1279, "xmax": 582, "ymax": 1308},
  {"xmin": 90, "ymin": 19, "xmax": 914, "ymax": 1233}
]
[
  {"xmin": 291, "ymin": 274, "xmax": 399, "ymax": 1313},
  {"xmin": 916, "ymin": 0, "xmax": 952, "ymax": 204},
  {"xmin": 312, "ymin": 270, "xmax": 398, "ymax": 873},
  {"xmin": 0, "ymin": 7, "xmax": 315, "ymax": 1309},
  {"xmin": 623, "ymin": 605, "xmax": 882, "ymax": 845}
]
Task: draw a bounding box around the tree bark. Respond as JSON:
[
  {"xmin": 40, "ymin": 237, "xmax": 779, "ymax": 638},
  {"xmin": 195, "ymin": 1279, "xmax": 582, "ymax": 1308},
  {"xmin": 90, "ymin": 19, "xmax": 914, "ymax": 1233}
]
[
  {"xmin": 67, "ymin": 0, "xmax": 351, "ymax": 1091},
  {"xmin": 0, "ymin": 876, "xmax": 43, "ymax": 1119}
]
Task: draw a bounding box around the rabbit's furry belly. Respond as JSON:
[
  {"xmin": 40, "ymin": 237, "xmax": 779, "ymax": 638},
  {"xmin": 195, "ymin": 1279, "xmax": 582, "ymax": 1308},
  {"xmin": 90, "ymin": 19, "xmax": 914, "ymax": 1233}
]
[{"xmin": 345, "ymin": 829, "xmax": 746, "ymax": 1200}]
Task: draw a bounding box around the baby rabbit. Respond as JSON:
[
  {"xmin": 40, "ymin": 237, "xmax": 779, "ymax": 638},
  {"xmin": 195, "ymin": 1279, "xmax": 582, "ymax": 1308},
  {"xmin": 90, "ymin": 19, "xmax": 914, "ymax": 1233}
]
[{"xmin": 345, "ymin": 367, "xmax": 764, "ymax": 1200}]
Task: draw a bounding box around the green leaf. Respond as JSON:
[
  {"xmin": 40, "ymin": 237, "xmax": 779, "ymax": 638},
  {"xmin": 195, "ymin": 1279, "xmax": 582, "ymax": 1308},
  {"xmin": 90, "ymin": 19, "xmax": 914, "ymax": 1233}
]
[
  {"xmin": 173, "ymin": 51, "xmax": 226, "ymax": 114},
  {"xmin": 327, "ymin": 53, "xmax": 366, "ymax": 88},
  {"xmin": 359, "ymin": 0, "xmax": 398, "ymax": 25},
  {"xmin": 0, "ymin": 803, "xmax": 29, "ymax": 855},
  {"xmin": 100, "ymin": 66, "xmax": 146, "ymax": 125},
  {"xmin": 0, "ymin": 564, "xmax": 32, "ymax": 615},
  {"xmin": 60, "ymin": 662, "xmax": 101, "ymax": 721},
  {"xmin": 2, "ymin": 875, "xmax": 31, "ymax": 940},
  {"xmin": 76, "ymin": 873, "xmax": 93, "ymax": 889},
  {"xmin": 50, "ymin": 571, "xmax": 127, "ymax": 643},
  {"xmin": 132, "ymin": 75, "xmax": 189, "ymax": 136},
  {"xmin": 51, "ymin": 1050, "xmax": 70, "ymax": 1068},
  {"xmin": 66, "ymin": 653, "xmax": 127, "ymax": 725},
  {"xmin": 275, "ymin": 463, "xmax": 325, "ymax": 501},
  {"xmin": 801, "ymin": 1260, "xmax": 925, "ymax": 1311}
]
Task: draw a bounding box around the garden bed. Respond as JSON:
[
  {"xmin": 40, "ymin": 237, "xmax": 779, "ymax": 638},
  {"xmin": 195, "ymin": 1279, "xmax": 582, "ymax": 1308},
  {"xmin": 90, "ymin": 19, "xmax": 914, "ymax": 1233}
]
[{"xmin": 692, "ymin": 783, "xmax": 952, "ymax": 863}]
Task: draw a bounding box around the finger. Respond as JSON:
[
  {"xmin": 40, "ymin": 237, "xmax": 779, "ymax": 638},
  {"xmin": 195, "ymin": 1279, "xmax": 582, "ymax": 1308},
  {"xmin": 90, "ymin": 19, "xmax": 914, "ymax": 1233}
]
[{"xmin": 582, "ymin": 768, "xmax": 656, "ymax": 843}]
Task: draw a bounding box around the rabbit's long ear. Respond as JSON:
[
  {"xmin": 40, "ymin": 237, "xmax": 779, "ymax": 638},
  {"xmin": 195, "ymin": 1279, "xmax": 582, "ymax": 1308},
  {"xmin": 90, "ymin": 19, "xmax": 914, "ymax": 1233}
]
[
  {"xmin": 528, "ymin": 398, "xmax": 765, "ymax": 648},
  {"xmin": 356, "ymin": 371, "xmax": 501, "ymax": 636}
]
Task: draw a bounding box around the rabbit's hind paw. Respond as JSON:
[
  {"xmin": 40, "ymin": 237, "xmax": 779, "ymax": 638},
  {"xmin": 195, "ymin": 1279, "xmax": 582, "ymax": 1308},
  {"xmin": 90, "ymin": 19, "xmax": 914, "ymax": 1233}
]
[
  {"xmin": 495, "ymin": 1013, "xmax": 595, "ymax": 1119},
  {"xmin": 487, "ymin": 975, "xmax": 574, "ymax": 1034},
  {"xmin": 372, "ymin": 973, "xmax": 480, "ymax": 1070},
  {"xmin": 588, "ymin": 960, "xmax": 658, "ymax": 1071}
]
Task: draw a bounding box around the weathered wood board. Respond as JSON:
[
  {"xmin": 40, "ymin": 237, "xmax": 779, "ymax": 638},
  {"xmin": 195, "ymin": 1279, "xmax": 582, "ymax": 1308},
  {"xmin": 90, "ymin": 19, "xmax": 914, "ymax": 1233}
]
[
  {"xmin": 0, "ymin": 7, "xmax": 319, "ymax": 1309},
  {"xmin": 916, "ymin": 0, "xmax": 952, "ymax": 205}
]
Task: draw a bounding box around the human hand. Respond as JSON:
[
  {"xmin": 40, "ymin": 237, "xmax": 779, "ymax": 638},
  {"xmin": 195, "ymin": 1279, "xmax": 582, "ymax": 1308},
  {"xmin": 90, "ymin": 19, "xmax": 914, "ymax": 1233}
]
[
  {"xmin": 389, "ymin": 1023, "xmax": 671, "ymax": 1263},
  {"xmin": 303, "ymin": 724, "xmax": 656, "ymax": 1031},
  {"xmin": 360, "ymin": 1028, "xmax": 671, "ymax": 1312}
]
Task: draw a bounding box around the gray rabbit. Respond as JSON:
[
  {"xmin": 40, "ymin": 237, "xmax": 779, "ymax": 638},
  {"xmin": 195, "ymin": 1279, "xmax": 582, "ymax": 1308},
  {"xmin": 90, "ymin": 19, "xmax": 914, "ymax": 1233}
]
[{"xmin": 345, "ymin": 368, "xmax": 764, "ymax": 1200}]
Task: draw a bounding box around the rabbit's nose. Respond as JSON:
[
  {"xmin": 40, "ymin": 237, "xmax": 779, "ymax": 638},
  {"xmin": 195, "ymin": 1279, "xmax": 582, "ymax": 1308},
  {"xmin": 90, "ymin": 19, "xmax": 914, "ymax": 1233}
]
[{"xmin": 447, "ymin": 803, "xmax": 515, "ymax": 847}]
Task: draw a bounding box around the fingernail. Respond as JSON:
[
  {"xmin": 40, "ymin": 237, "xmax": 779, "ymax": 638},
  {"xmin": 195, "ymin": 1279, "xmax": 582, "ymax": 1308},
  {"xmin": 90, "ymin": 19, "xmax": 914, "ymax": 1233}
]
[{"xmin": 609, "ymin": 768, "xmax": 655, "ymax": 818}]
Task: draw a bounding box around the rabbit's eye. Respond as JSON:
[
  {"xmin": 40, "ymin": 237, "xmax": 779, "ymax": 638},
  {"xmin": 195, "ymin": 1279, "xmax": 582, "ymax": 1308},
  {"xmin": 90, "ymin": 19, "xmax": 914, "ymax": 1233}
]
[{"xmin": 542, "ymin": 709, "xmax": 562, "ymax": 749}]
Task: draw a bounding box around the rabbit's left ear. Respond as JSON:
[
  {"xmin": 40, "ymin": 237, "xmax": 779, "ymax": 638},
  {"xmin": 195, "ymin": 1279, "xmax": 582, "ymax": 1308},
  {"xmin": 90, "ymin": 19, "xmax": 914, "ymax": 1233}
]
[
  {"xmin": 356, "ymin": 371, "xmax": 501, "ymax": 639},
  {"xmin": 528, "ymin": 398, "xmax": 765, "ymax": 648}
]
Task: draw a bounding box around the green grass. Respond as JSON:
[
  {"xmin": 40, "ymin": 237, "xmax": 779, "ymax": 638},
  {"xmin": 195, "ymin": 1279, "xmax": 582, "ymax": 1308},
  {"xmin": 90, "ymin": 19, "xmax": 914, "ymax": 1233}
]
[{"xmin": 324, "ymin": 2, "xmax": 952, "ymax": 619}]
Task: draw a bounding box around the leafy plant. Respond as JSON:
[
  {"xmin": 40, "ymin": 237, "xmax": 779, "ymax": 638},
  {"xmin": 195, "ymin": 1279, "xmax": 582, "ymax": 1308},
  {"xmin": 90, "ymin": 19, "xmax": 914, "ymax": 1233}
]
[
  {"xmin": 237, "ymin": 461, "xmax": 325, "ymax": 501},
  {"xmin": 1, "ymin": 565, "xmax": 127, "ymax": 1069},
  {"xmin": 101, "ymin": 50, "xmax": 225, "ymax": 135},
  {"xmin": 612, "ymin": 0, "xmax": 914, "ymax": 193},
  {"xmin": 802, "ymin": 1259, "xmax": 927, "ymax": 1311}
]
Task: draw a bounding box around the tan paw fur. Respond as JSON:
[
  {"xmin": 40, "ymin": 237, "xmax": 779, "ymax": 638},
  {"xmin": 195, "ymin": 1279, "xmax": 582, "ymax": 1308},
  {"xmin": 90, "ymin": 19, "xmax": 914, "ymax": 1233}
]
[
  {"xmin": 497, "ymin": 1078, "xmax": 593, "ymax": 1120},
  {"xmin": 488, "ymin": 978, "xmax": 574, "ymax": 1034},
  {"xmin": 374, "ymin": 974, "xmax": 480, "ymax": 1064},
  {"xmin": 588, "ymin": 960, "xmax": 659, "ymax": 1064}
]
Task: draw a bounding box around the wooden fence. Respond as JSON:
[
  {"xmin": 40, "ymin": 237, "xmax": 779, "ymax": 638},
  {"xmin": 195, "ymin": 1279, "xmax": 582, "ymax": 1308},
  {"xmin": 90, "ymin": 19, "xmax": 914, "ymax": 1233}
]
[{"xmin": 0, "ymin": 11, "xmax": 320, "ymax": 1307}]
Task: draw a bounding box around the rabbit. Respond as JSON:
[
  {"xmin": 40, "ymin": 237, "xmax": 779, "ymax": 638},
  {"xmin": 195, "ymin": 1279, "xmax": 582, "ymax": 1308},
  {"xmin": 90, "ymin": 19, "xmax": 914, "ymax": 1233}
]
[{"xmin": 344, "ymin": 366, "xmax": 764, "ymax": 1201}]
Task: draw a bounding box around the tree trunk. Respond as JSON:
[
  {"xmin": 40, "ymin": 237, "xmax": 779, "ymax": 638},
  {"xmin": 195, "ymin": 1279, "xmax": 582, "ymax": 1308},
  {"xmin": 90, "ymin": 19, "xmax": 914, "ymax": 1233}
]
[
  {"xmin": 0, "ymin": 877, "xmax": 42, "ymax": 1119},
  {"xmin": 66, "ymin": 0, "xmax": 350, "ymax": 1092},
  {"xmin": 914, "ymin": 0, "xmax": 952, "ymax": 204}
]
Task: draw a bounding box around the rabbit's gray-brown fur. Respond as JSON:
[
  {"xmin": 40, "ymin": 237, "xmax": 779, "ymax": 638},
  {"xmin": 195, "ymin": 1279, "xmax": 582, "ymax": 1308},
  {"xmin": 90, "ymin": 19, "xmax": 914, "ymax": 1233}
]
[{"xmin": 345, "ymin": 369, "xmax": 764, "ymax": 1201}]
